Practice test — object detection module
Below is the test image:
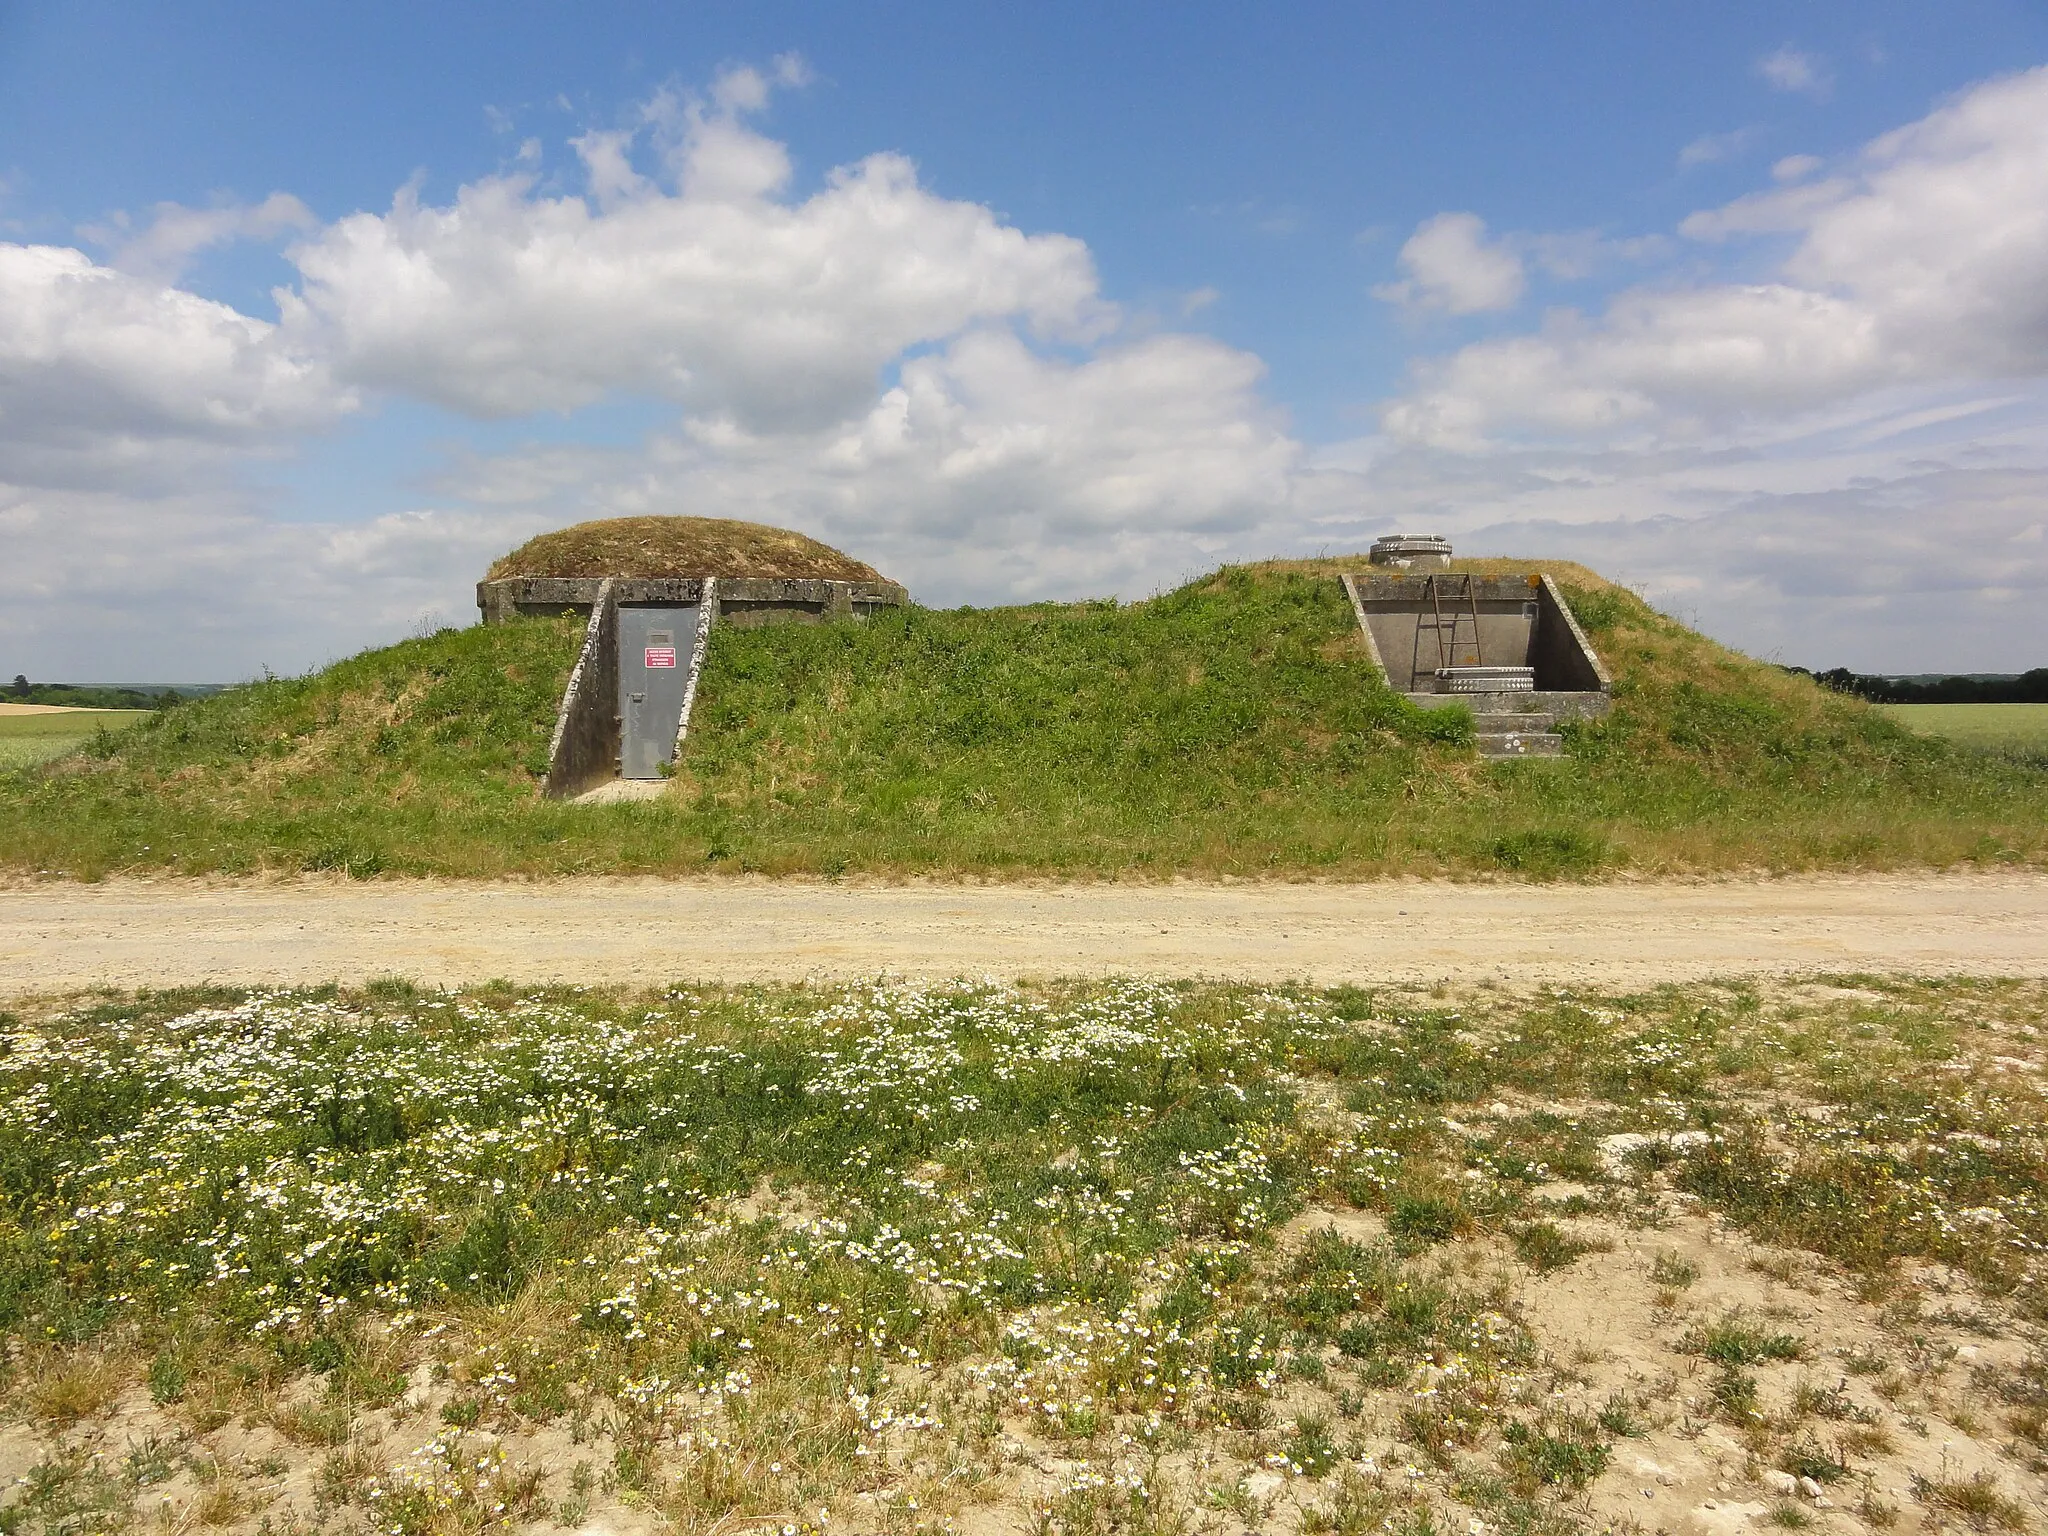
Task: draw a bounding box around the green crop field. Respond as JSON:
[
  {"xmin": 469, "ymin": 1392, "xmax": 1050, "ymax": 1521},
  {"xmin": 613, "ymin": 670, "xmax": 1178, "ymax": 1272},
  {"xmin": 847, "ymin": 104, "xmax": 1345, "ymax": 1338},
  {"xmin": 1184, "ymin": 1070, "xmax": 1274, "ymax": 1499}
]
[
  {"xmin": 1880, "ymin": 701, "xmax": 2048, "ymax": 750},
  {"xmin": 1, "ymin": 562, "xmax": 2044, "ymax": 878},
  {"xmin": 0, "ymin": 709, "xmax": 151, "ymax": 770}
]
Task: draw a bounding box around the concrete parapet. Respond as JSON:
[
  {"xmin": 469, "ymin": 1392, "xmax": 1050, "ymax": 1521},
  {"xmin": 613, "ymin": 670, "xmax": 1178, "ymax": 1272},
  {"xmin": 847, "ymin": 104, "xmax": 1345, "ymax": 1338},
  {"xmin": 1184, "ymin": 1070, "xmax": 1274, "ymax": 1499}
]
[
  {"xmin": 479, "ymin": 575, "xmax": 908, "ymax": 626},
  {"xmin": 671, "ymin": 579, "xmax": 718, "ymax": 760}
]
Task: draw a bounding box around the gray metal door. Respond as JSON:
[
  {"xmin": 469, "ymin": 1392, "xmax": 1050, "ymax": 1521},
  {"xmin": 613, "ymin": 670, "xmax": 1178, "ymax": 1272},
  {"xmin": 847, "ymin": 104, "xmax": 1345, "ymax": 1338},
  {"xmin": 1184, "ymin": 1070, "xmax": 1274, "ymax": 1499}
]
[{"xmin": 617, "ymin": 604, "xmax": 698, "ymax": 780}]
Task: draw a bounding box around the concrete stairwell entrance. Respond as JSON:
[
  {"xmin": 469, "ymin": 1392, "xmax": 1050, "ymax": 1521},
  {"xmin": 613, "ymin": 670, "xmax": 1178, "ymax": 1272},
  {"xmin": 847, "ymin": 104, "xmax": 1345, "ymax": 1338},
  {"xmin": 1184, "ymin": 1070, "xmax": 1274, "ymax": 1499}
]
[{"xmin": 1340, "ymin": 571, "xmax": 1614, "ymax": 763}]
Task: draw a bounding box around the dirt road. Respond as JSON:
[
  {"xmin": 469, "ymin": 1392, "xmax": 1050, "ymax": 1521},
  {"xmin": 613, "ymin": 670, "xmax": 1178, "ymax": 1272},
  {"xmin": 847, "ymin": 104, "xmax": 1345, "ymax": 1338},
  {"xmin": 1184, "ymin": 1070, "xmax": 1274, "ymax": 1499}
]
[{"xmin": 4, "ymin": 871, "xmax": 2048, "ymax": 993}]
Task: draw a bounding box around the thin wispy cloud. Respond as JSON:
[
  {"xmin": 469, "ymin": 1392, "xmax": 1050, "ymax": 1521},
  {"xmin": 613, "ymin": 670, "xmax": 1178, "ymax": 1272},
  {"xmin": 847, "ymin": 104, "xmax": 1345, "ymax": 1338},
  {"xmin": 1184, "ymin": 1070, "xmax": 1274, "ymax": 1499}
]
[
  {"xmin": 1757, "ymin": 45, "xmax": 1832, "ymax": 98},
  {"xmin": 81, "ymin": 193, "xmax": 315, "ymax": 283},
  {"xmin": 1678, "ymin": 126, "xmax": 1761, "ymax": 168}
]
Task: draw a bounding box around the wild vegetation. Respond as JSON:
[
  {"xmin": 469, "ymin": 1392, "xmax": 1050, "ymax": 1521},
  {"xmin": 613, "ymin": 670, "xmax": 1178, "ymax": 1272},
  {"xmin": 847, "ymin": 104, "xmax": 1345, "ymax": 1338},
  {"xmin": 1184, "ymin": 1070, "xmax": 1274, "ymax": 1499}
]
[
  {"xmin": 3, "ymin": 974, "xmax": 2046, "ymax": 1536},
  {"xmin": 1, "ymin": 562, "xmax": 2043, "ymax": 878}
]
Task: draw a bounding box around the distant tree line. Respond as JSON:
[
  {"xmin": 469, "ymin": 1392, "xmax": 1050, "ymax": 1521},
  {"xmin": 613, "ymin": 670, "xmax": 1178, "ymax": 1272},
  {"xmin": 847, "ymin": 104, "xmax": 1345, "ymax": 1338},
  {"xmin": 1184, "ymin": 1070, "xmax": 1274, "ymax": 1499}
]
[
  {"xmin": 1786, "ymin": 666, "xmax": 2048, "ymax": 704},
  {"xmin": 7, "ymin": 676, "xmax": 185, "ymax": 709}
]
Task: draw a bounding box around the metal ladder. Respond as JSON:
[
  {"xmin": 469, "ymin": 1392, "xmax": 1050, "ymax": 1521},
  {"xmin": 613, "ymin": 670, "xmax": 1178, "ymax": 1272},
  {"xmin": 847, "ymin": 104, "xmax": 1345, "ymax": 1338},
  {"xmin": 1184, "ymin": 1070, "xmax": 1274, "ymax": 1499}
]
[{"xmin": 1412, "ymin": 573, "xmax": 1483, "ymax": 682}]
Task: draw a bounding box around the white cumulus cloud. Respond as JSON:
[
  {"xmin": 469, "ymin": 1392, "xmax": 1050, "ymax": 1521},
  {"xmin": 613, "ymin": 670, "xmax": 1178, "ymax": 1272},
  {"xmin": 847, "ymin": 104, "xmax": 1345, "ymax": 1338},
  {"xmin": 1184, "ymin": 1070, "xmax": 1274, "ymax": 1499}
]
[
  {"xmin": 427, "ymin": 327, "xmax": 1300, "ymax": 605},
  {"xmin": 1384, "ymin": 66, "xmax": 2048, "ymax": 449},
  {"xmin": 281, "ymin": 67, "xmax": 1109, "ymax": 429},
  {"xmin": 0, "ymin": 242, "xmax": 351, "ymax": 493},
  {"xmin": 1, "ymin": 66, "xmax": 1299, "ymax": 672},
  {"xmin": 1372, "ymin": 212, "xmax": 1525, "ymax": 314}
]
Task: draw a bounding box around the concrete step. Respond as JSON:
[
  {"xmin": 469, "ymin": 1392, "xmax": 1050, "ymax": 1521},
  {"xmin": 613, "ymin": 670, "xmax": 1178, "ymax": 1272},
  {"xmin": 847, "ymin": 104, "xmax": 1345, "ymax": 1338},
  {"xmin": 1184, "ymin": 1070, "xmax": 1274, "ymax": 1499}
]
[
  {"xmin": 1477, "ymin": 730, "xmax": 1565, "ymax": 760},
  {"xmin": 1466, "ymin": 711, "xmax": 1555, "ymax": 732}
]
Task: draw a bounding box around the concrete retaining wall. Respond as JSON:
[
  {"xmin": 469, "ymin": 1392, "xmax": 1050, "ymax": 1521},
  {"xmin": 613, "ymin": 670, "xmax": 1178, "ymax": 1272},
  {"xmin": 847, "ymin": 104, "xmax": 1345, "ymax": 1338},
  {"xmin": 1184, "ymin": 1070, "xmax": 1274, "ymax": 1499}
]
[
  {"xmin": 671, "ymin": 579, "xmax": 718, "ymax": 760},
  {"xmin": 1533, "ymin": 575, "xmax": 1612, "ymax": 694}
]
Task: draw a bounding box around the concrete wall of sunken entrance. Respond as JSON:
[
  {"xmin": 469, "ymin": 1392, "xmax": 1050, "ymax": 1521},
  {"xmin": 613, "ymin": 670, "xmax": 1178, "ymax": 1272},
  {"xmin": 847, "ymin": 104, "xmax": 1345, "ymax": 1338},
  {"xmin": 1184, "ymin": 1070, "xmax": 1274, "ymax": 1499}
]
[{"xmin": 1342, "ymin": 572, "xmax": 1613, "ymax": 717}]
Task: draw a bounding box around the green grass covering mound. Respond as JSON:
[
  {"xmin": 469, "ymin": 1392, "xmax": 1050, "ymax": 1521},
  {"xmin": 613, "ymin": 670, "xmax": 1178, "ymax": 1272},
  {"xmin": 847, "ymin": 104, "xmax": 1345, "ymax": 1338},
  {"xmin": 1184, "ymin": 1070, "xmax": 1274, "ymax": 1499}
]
[
  {"xmin": 677, "ymin": 565, "xmax": 2046, "ymax": 875},
  {"xmin": 676, "ymin": 568, "xmax": 1472, "ymax": 873},
  {"xmin": 1, "ymin": 564, "xmax": 2042, "ymax": 878},
  {"xmin": 0, "ymin": 617, "xmax": 586, "ymax": 877}
]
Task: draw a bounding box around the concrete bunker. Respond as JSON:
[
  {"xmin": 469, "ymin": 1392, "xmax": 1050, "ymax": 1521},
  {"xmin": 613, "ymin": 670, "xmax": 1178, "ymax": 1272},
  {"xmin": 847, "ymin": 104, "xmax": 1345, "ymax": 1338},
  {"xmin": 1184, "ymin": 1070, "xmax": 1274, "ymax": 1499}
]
[
  {"xmin": 479, "ymin": 517, "xmax": 907, "ymax": 798},
  {"xmin": 1341, "ymin": 540, "xmax": 1612, "ymax": 760}
]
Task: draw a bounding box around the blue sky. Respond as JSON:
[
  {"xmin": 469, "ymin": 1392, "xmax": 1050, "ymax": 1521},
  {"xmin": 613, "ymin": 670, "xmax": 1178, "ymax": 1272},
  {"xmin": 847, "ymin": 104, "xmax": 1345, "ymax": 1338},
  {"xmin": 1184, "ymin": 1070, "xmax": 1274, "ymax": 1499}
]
[{"xmin": 4, "ymin": 1, "xmax": 2048, "ymax": 678}]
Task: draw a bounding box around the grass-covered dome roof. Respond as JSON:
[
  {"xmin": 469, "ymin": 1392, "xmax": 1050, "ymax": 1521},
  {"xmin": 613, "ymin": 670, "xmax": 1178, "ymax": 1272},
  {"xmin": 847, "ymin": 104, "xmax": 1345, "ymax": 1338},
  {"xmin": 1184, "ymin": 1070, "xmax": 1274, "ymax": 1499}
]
[{"xmin": 487, "ymin": 516, "xmax": 888, "ymax": 583}]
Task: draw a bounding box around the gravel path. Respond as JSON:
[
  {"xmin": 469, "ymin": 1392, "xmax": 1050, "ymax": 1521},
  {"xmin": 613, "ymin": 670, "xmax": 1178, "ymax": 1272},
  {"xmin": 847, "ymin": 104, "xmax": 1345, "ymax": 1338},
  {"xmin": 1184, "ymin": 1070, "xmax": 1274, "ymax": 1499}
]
[{"xmin": 5, "ymin": 871, "xmax": 2048, "ymax": 993}]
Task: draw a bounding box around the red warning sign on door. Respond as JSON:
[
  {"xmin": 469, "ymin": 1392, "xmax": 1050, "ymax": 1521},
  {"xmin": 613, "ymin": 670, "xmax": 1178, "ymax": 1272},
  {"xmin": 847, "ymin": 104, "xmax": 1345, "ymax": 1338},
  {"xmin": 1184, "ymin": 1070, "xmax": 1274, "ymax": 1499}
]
[{"xmin": 644, "ymin": 646, "xmax": 678, "ymax": 668}]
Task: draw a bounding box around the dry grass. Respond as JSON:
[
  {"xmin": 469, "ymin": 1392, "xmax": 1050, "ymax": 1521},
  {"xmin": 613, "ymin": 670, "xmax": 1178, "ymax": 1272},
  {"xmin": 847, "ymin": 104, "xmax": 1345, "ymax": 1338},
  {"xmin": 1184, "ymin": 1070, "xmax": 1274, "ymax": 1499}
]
[
  {"xmin": 485, "ymin": 515, "xmax": 889, "ymax": 583},
  {"xmin": 26, "ymin": 1352, "xmax": 126, "ymax": 1426},
  {"xmin": 1915, "ymin": 1468, "xmax": 2032, "ymax": 1531}
]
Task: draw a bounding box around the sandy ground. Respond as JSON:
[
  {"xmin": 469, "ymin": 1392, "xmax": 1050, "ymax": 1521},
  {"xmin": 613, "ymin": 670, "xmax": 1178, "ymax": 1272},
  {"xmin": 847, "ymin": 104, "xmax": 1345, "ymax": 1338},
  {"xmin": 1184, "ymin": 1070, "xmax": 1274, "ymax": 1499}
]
[
  {"xmin": 5, "ymin": 870, "xmax": 2048, "ymax": 993},
  {"xmin": 0, "ymin": 703, "xmax": 94, "ymax": 715},
  {"xmin": 14, "ymin": 1195, "xmax": 2040, "ymax": 1536}
]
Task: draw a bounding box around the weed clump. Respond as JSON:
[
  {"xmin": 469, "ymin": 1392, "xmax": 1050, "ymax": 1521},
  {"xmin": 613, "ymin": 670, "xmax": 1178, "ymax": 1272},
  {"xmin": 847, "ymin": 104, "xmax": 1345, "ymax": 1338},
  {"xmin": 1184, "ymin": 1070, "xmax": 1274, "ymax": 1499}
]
[
  {"xmin": 1502, "ymin": 1417, "xmax": 1611, "ymax": 1490},
  {"xmin": 1650, "ymin": 1251, "xmax": 1701, "ymax": 1288},
  {"xmin": 1489, "ymin": 828, "xmax": 1610, "ymax": 877},
  {"xmin": 1686, "ymin": 1313, "xmax": 1807, "ymax": 1367},
  {"xmin": 1510, "ymin": 1220, "xmax": 1605, "ymax": 1273},
  {"xmin": 1913, "ymin": 1470, "xmax": 2030, "ymax": 1532}
]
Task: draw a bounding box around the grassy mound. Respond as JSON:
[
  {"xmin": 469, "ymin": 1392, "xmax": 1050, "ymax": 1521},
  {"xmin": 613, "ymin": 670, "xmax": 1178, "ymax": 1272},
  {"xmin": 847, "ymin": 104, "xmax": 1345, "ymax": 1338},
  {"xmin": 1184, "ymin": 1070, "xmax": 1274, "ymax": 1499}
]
[
  {"xmin": 487, "ymin": 515, "xmax": 887, "ymax": 583},
  {"xmin": 673, "ymin": 565, "xmax": 2045, "ymax": 875},
  {"xmin": 1, "ymin": 562, "xmax": 2042, "ymax": 878}
]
